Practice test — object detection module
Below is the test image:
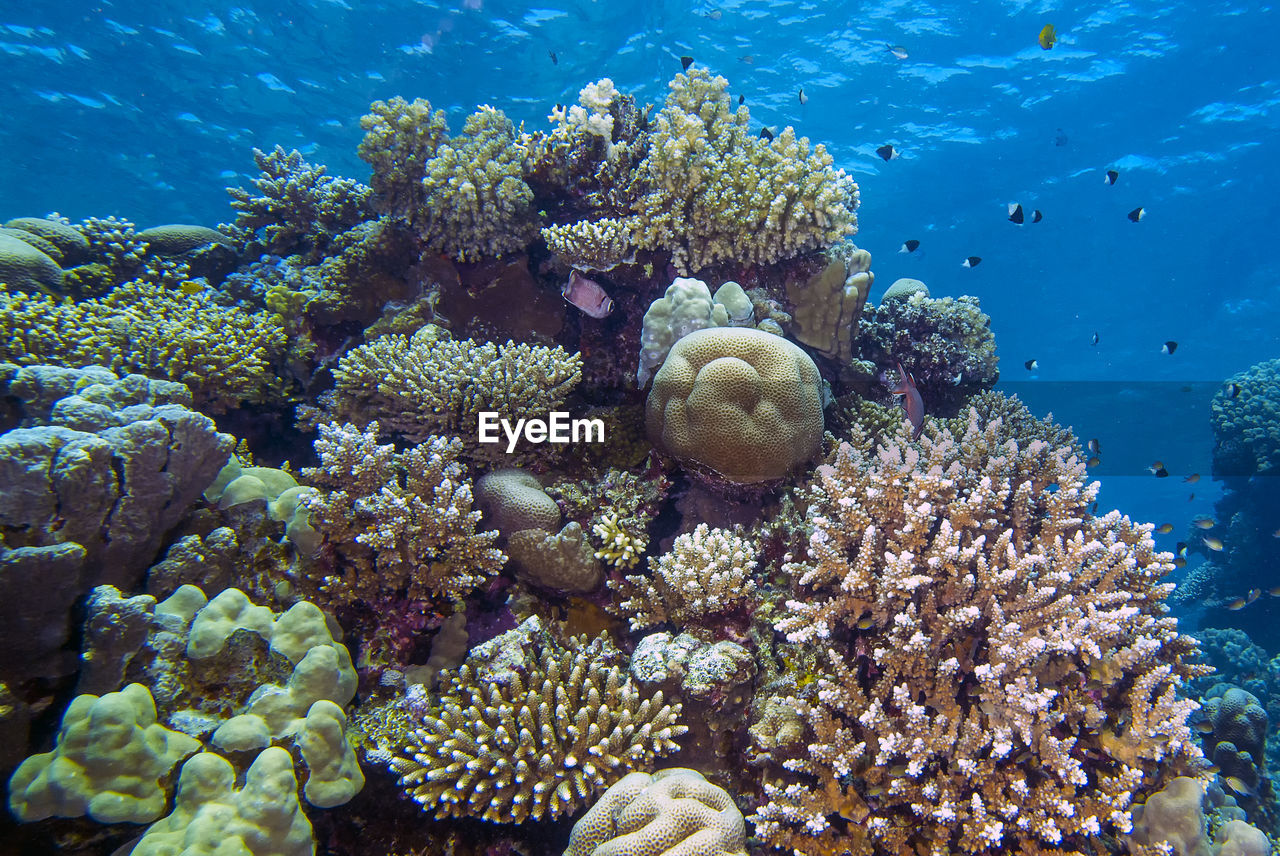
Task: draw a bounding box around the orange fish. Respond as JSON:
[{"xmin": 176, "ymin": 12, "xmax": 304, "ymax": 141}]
[
  {"xmin": 1184, "ymin": 473, "xmax": 1200, "ymax": 484},
  {"xmin": 1225, "ymin": 597, "xmax": 1247, "ymax": 611}
]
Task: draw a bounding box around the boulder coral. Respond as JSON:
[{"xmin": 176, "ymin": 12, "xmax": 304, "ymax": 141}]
[{"xmin": 646, "ymin": 327, "xmax": 823, "ymax": 485}]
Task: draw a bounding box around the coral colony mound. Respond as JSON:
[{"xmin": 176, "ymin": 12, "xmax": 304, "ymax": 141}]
[{"xmin": 0, "ymin": 69, "xmax": 1267, "ymax": 856}]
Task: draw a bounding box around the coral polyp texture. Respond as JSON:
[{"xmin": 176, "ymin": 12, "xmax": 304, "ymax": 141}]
[
  {"xmin": 646, "ymin": 327, "xmax": 823, "ymax": 485},
  {"xmin": 388, "ymin": 617, "xmax": 686, "ymax": 823},
  {"xmin": 611, "ymin": 524, "xmax": 758, "ymax": 634},
  {"xmin": 1212, "ymin": 357, "xmax": 1280, "ymax": 475},
  {"xmin": 359, "ymin": 97, "xmax": 537, "ymax": 261},
  {"xmin": 751, "ymin": 411, "xmax": 1206, "ymax": 856},
  {"xmin": 301, "ymin": 421, "xmax": 504, "ymax": 607},
  {"xmin": 315, "ymin": 325, "xmax": 582, "ymax": 453},
  {"xmin": 632, "ymin": 68, "xmax": 859, "ymax": 273}
]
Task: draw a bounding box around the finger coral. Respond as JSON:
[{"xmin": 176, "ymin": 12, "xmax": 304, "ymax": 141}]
[
  {"xmin": 317, "ymin": 325, "xmax": 582, "ymax": 456},
  {"xmin": 388, "ymin": 617, "xmax": 686, "ymax": 823},
  {"xmin": 631, "ymin": 68, "xmax": 859, "ymax": 274},
  {"xmin": 301, "ymin": 421, "xmax": 504, "ymax": 608},
  {"xmin": 611, "ymin": 524, "xmax": 757, "ymax": 635},
  {"xmin": 752, "ymin": 411, "xmax": 1206, "ymax": 856}
]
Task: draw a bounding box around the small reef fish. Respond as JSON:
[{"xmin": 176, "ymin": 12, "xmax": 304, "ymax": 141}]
[
  {"xmin": 759, "ymin": 127, "xmax": 774, "ymax": 142},
  {"xmin": 1184, "ymin": 473, "xmax": 1201, "ymax": 484},
  {"xmin": 1269, "ymin": 584, "xmax": 1280, "ymax": 595},
  {"xmin": 1161, "ymin": 340, "xmax": 1178, "ymax": 355},
  {"xmin": 1247, "ymin": 588, "xmax": 1261, "ymax": 604},
  {"xmin": 886, "ymin": 44, "xmax": 909, "ymax": 59},
  {"xmin": 1031, "ymin": 209, "xmax": 1043, "ymax": 223},
  {"xmin": 1156, "ymin": 523, "xmax": 1174, "ymax": 534},
  {"xmin": 1203, "ymin": 536, "xmax": 1224, "ymax": 552},
  {"xmin": 798, "ymin": 88, "xmax": 808, "ymax": 105},
  {"xmin": 1008, "ymin": 203, "xmax": 1025, "ymax": 224},
  {"xmin": 1193, "ymin": 517, "xmax": 1214, "ymax": 529},
  {"xmin": 738, "ymin": 94, "xmax": 745, "ymax": 105},
  {"xmin": 1149, "ymin": 461, "xmax": 1169, "ymax": 478},
  {"xmin": 1038, "ymin": 24, "xmax": 1057, "ymax": 50},
  {"xmin": 1223, "ymin": 776, "xmax": 1256, "ymax": 797},
  {"xmin": 1087, "ymin": 438, "xmax": 1101, "ymax": 455},
  {"xmin": 1225, "ymin": 382, "xmax": 1242, "ymax": 398},
  {"xmin": 1105, "ymin": 169, "xmax": 1119, "ymax": 185},
  {"xmin": 900, "ymin": 239, "xmax": 920, "ymax": 253},
  {"xmin": 1129, "ymin": 206, "xmax": 1146, "ymax": 222},
  {"xmin": 681, "ymin": 55, "xmax": 694, "ymax": 71},
  {"xmin": 706, "ymin": 9, "xmax": 723, "ymax": 20},
  {"xmin": 1176, "ymin": 542, "xmax": 1189, "ymax": 559},
  {"xmin": 1024, "ymin": 359, "xmax": 1039, "ymax": 370},
  {"xmin": 562, "ymin": 270, "xmax": 613, "ymax": 318},
  {"xmin": 1091, "ymin": 332, "xmax": 1100, "ymax": 346},
  {"xmin": 548, "ymin": 49, "xmax": 557, "ymax": 65},
  {"xmin": 1087, "ymin": 456, "xmax": 1101, "ymax": 468},
  {"xmin": 891, "ymin": 362, "xmax": 925, "ymax": 439},
  {"xmin": 876, "ymin": 144, "xmax": 899, "ymax": 161},
  {"xmin": 962, "ymin": 256, "xmax": 982, "ymax": 268},
  {"xmin": 739, "ymin": 54, "xmax": 754, "ymax": 64},
  {"xmin": 1225, "ymin": 597, "xmax": 1247, "ymax": 611}
]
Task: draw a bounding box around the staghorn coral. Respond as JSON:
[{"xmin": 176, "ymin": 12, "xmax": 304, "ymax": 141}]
[
  {"xmin": 632, "ymin": 68, "xmax": 858, "ymax": 274},
  {"xmin": 78, "ymin": 214, "xmax": 149, "ymax": 279},
  {"xmin": 594, "ymin": 512, "xmax": 648, "ymax": 570},
  {"xmin": 1212, "ymin": 358, "xmax": 1280, "ymax": 476},
  {"xmin": 359, "ymin": 97, "xmax": 538, "ymax": 261},
  {"xmin": 853, "ymin": 290, "xmax": 1000, "ymax": 416},
  {"xmin": 301, "ymin": 421, "xmax": 504, "ymax": 610},
  {"xmin": 0, "ymin": 279, "xmax": 289, "ymax": 411},
  {"xmin": 315, "ymin": 325, "xmax": 582, "ymax": 455},
  {"xmin": 611, "ymin": 524, "xmax": 757, "ymax": 635},
  {"xmin": 228, "ymin": 145, "xmax": 373, "ymax": 259},
  {"xmin": 388, "ymin": 617, "xmax": 686, "ymax": 823},
  {"xmin": 752, "ymin": 411, "xmax": 1206, "ymax": 856}
]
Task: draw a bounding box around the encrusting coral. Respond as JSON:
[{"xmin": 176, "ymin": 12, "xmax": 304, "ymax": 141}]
[
  {"xmin": 314, "ymin": 325, "xmax": 582, "ymax": 455},
  {"xmin": 751, "ymin": 411, "xmax": 1206, "ymax": 856},
  {"xmin": 388, "ymin": 617, "xmax": 686, "ymax": 824},
  {"xmin": 611, "ymin": 524, "xmax": 758, "ymax": 635},
  {"xmin": 301, "ymin": 421, "xmax": 505, "ymax": 609}
]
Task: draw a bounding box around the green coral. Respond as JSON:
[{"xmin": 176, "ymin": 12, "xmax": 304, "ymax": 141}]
[
  {"xmin": 631, "ymin": 68, "xmax": 859, "ymax": 274},
  {"xmin": 0, "ymin": 232, "xmax": 64, "ymax": 294},
  {"xmin": 0, "ymin": 279, "xmax": 289, "ymax": 411},
  {"xmin": 359, "ymin": 97, "xmax": 538, "ymax": 261}
]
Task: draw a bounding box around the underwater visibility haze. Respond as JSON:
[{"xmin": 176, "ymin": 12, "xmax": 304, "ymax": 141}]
[{"xmin": 2, "ymin": 0, "xmax": 1279, "ymax": 854}]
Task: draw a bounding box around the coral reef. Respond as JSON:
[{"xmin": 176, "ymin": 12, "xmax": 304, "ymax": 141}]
[
  {"xmin": 313, "ymin": 326, "xmax": 582, "ymax": 456},
  {"xmin": 1212, "ymin": 358, "xmax": 1280, "ymax": 476},
  {"xmin": 751, "ymin": 411, "xmax": 1205, "ymax": 855},
  {"xmin": 1201, "ymin": 687, "xmax": 1268, "ymax": 795},
  {"xmin": 388, "ymin": 617, "xmax": 686, "ymax": 823},
  {"xmin": 565, "ymin": 768, "xmax": 747, "ymax": 856},
  {"xmin": 611, "ymin": 524, "xmax": 758, "ymax": 635},
  {"xmin": 637, "ymin": 277, "xmax": 747, "ymax": 387},
  {"xmin": 359, "ymin": 98, "xmax": 538, "ymax": 261},
  {"xmin": 1127, "ymin": 776, "xmax": 1270, "ymax": 856},
  {"xmin": 646, "ymin": 327, "xmax": 823, "ymax": 485},
  {"xmin": 475, "ymin": 468, "xmax": 562, "ymax": 535},
  {"xmin": 301, "ymin": 421, "xmax": 504, "ymax": 612},
  {"xmin": 631, "ymin": 69, "xmax": 859, "ymax": 273},
  {"xmin": 507, "ymin": 522, "xmax": 603, "ymax": 594},
  {"xmin": 5, "ymin": 216, "xmax": 90, "ymax": 264},
  {"xmin": 782, "ymin": 244, "xmax": 872, "ymax": 364},
  {"xmin": 0, "ymin": 232, "xmax": 64, "ymax": 293},
  {"xmin": 852, "ymin": 291, "xmax": 999, "ymax": 415}
]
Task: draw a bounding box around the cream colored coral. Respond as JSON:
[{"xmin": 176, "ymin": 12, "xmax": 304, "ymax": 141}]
[
  {"xmin": 564, "ymin": 768, "xmax": 746, "ymax": 856},
  {"xmin": 783, "ymin": 245, "xmax": 872, "ymax": 362},
  {"xmin": 476, "ymin": 468, "xmax": 563, "ymax": 534},
  {"xmin": 593, "ymin": 512, "xmax": 647, "ymax": 569},
  {"xmin": 389, "ymin": 620, "xmax": 686, "ymax": 823},
  {"xmin": 323, "ymin": 326, "xmax": 582, "ymax": 450},
  {"xmin": 752, "ymin": 412, "xmax": 1207, "ymax": 855},
  {"xmin": 508, "ymin": 522, "xmax": 603, "ymax": 593},
  {"xmin": 542, "ymin": 217, "xmax": 636, "ymax": 271},
  {"xmin": 611, "ymin": 524, "xmax": 756, "ymax": 632},
  {"xmin": 645, "ymin": 327, "xmax": 823, "ymax": 484},
  {"xmin": 7, "ymin": 683, "xmax": 201, "ymax": 823}
]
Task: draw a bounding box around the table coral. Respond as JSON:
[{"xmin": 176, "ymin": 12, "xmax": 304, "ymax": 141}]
[
  {"xmin": 316, "ymin": 325, "xmax": 582, "ymax": 455},
  {"xmin": 752, "ymin": 410, "xmax": 1206, "ymax": 855},
  {"xmin": 565, "ymin": 768, "xmax": 747, "ymax": 856},
  {"xmin": 611, "ymin": 524, "xmax": 757, "ymax": 635},
  {"xmin": 645, "ymin": 327, "xmax": 823, "ymax": 485},
  {"xmin": 301, "ymin": 421, "xmax": 504, "ymax": 609},
  {"xmin": 631, "ymin": 68, "xmax": 859, "ymax": 274},
  {"xmin": 388, "ymin": 617, "xmax": 686, "ymax": 823}
]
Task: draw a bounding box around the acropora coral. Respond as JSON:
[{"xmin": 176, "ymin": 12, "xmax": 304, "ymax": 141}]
[{"xmin": 752, "ymin": 412, "xmax": 1205, "ymax": 855}]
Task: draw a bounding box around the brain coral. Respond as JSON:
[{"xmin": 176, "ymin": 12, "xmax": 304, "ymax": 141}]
[
  {"xmin": 645, "ymin": 327, "xmax": 822, "ymax": 484},
  {"xmin": 0, "ymin": 232, "xmax": 64, "ymax": 294}
]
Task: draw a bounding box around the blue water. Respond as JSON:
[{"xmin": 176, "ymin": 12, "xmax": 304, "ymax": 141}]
[{"xmin": 3, "ymin": 0, "xmax": 1280, "ymax": 846}]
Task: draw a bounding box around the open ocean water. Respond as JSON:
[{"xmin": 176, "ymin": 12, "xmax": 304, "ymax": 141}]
[{"xmin": 2, "ymin": 1, "xmax": 1279, "ymax": 854}]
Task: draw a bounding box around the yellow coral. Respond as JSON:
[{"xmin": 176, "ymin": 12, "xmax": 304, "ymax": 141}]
[{"xmin": 593, "ymin": 512, "xmax": 645, "ymax": 569}]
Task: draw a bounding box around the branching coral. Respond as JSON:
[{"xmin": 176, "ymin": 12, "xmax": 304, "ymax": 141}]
[
  {"xmin": 227, "ymin": 145, "xmax": 373, "ymax": 259},
  {"xmin": 315, "ymin": 325, "xmax": 582, "ymax": 454},
  {"xmin": 359, "ymin": 97, "xmax": 538, "ymax": 261},
  {"xmin": 0, "ymin": 279, "xmax": 288, "ymax": 411},
  {"xmin": 611, "ymin": 524, "xmax": 757, "ymax": 634},
  {"xmin": 301, "ymin": 421, "xmax": 504, "ymax": 608},
  {"xmin": 631, "ymin": 68, "xmax": 859, "ymax": 274},
  {"xmin": 389, "ymin": 617, "xmax": 686, "ymax": 823},
  {"xmin": 751, "ymin": 411, "xmax": 1206, "ymax": 856}
]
